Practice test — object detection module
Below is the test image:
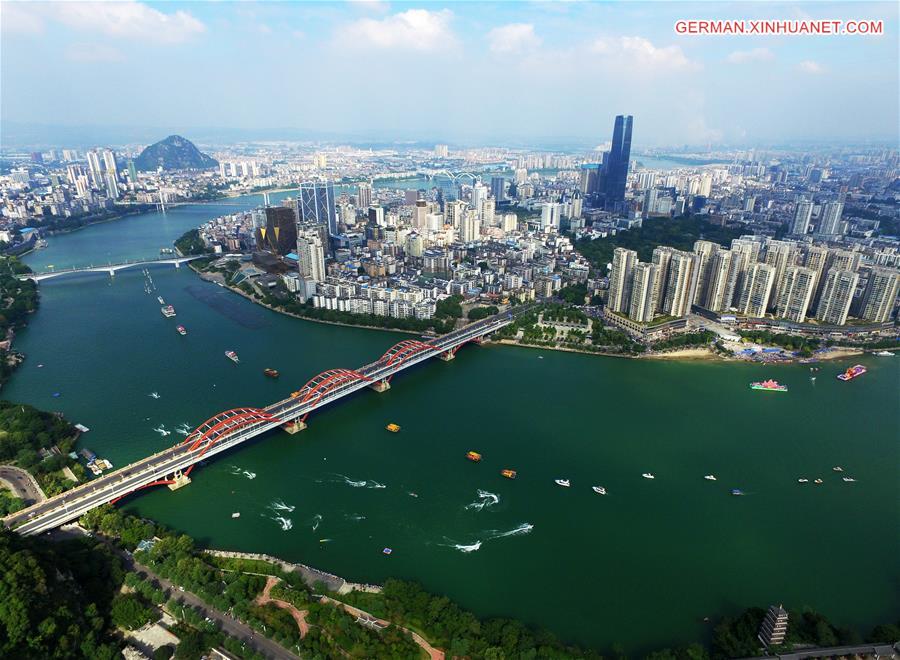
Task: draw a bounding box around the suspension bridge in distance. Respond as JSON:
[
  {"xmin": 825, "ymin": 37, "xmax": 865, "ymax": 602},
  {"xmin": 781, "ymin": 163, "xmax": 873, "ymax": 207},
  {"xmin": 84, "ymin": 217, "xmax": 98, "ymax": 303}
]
[{"xmin": 4, "ymin": 309, "xmax": 524, "ymax": 536}]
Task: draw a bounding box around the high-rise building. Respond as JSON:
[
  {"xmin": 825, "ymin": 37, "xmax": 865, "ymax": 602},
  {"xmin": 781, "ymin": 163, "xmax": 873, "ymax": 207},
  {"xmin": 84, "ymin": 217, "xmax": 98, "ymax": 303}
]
[
  {"xmin": 459, "ymin": 210, "xmax": 479, "ymax": 243},
  {"xmin": 728, "ymin": 238, "xmax": 762, "ymax": 305},
  {"xmin": 299, "ymin": 180, "xmax": 338, "ymax": 237},
  {"xmin": 737, "ymin": 263, "xmax": 776, "ymax": 317},
  {"xmin": 598, "ymin": 115, "xmax": 633, "ymax": 212},
  {"xmin": 661, "ymin": 252, "xmax": 698, "ymax": 317},
  {"xmin": 86, "ymin": 150, "xmax": 104, "ymax": 189},
  {"xmin": 102, "ymin": 149, "xmax": 118, "ymax": 181},
  {"xmin": 471, "ymin": 183, "xmax": 487, "ymax": 219},
  {"xmin": 258, "ymin": 206, "xmax": 298, "ymax": 255},
  {"xmin": 356, "ymin": 182, "xmax": 372, "ymax": 209},
  {"xmin": 104, "ymin": 171, "xmax": 119, "ymax": 200},
  {"xmin": 608, "ymin": 247, "xmax": 637, "ymax": 314},
  {"xmin": 693, "ymin": 240, "xmax": 719, "ymax": 307},
  {"xmin": 764, "ymin": 240, "xmax": 800, "ymax": 311},
  {"xmin": 368, "ymin": 206, "xmax": 385, "ymax": 227},
  {"xmin": 791, "ymin": 198, "xmax": 813, "ymax": 235},
  {"xmin": 127, "ymin": 160, "xmax": 138, "ymax": 187},
  {"xmin": 816, "ymin": 269, "xmax": 859, "ymax": 325},
  {"xmin": 480, "ymin": 198, "xmax": 496, "ymax": 227},
  {"xmin": 651, "ymin": 246, "xmax": 675, "ymax": 312},
  {"xmin": 412, "ymin": 200, "xmax": 429, "ymax": 230},
  {"xmin": 540, "ymin": 203, "xmax": 561, "ymax": 230},
  {"xmin": 490, "ymin": 176, "xmax": 505, "ymax": 201},
  {"xmin": 629, "ymin": 262, "xmax": 659, "ymax": 323},
  {"xmin": 776, "ymin": 266, "xmax": 817, "ymax": 323},
  {"xmin": 296, "ymin": 231, "xmax": 326, "ymax": 283},
  {"xmin": 704, "ymin": 249, "xmax": 733, "ymax": 312},
  {"xmin": 818, "ymin": 200, "xmax": 845, "ymax": 236},
  {"xmin": 434, "ymin": 144, "xmax": 449, "ymax": 158},
  {"xmin": 444, "ymin": 200, "xmax": 467, "ymax": 229},
  {"xmin": 858, "ymin": 267, "xmax": 900, "ymax": 323},
  {"xmin": 813, "ymin": 248, "xmax": 860, "ymax": 311}
]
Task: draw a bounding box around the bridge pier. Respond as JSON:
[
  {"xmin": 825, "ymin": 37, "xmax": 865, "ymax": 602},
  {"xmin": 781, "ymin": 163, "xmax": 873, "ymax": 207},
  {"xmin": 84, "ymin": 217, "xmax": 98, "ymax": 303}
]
[
  {"xmin": 438, "ymin": 350, "xmax": 455, "ymax": 362},
  {"xmin": 108, "ymin": 269, "xmax": 116, "ymax": 277},
  {"xmin": 175, "ymin": 262, "xmax": 181, "ymax": 269},
  {"xmin": 167, "ymin": 470, "xmax": 192, "ymax": 491},
  {"xmin": 282, "ymin": 419, "xmax": 307, "ymax": 434},
  {"xmin": 369, "ymin": 379, "xmax": 391, "ymax": 393}
]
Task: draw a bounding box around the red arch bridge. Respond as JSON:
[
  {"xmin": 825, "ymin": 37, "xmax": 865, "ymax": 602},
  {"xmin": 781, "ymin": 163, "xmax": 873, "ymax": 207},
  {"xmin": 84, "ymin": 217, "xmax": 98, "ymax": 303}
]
[{"xmin": 5, "ymin": 310, "xmax": 521, "ymax": 536}]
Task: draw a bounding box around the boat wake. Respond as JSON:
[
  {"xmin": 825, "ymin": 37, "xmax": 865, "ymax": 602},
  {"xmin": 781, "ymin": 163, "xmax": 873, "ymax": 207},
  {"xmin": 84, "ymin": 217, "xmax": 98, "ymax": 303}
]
[
  {"xmin": 243, "ymin": 471, "xmax": 256, "ymax": 480},
  {"xmin": 230, "ymin": 466, "xmax": 257, "ymax": 480},
  {"xmin": 153, "ymin": 425, "xmax": 171, "ymax": 436},
  {"xmin": 345, "ymin": 513, "xmax": 366, "ymax": 522},
  {"xmin": 175, "ymin": 423, "xmax": 191, "ymax": 436},
  {"xmin": 334, "ymin": 474, "xmax": 386, "ymax": 489},
  {"xmin": 308, "ymin": 514, "xmax": 323, "ymax": 531},
  {"xmin": 148, "ymin": 392, "xmax": 160, "ymax": 399},
  {"xmin": 442, "ymin": 523, "xmax": 533, "ymax": 553},
  {"xmin": 269, "ymin": 500, "xmax": 295, "ymax": 513},
  {"xmin": 270, "ymin": 516, "xmax": 292, "ymax": 531},
  {"xmin": 464, "ymin": 489, "xmax": 500, "ymax": 511}
]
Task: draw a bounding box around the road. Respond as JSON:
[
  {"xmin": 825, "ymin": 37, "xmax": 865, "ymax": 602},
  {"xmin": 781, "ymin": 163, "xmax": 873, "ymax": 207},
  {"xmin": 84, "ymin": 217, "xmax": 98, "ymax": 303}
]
[
  {"xmin": 0, "ymin": 465, "xmax": 46, "ymax": 506},
  {"xmin": 4, "ymin": 308, "xmax": 524, "ymax": 536}
]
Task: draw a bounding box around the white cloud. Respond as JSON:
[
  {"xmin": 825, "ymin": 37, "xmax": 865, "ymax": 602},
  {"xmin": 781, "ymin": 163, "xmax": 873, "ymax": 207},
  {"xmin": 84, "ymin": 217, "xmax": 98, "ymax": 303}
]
[
  {"xmin": 798, "ymin": 60, "xmax": 825, "ymax": 74},
  {"xmin": 726, "ymin": 47, "xmax": 774, "ymax": 64},
  {"xmin": 55, "ymin": 2, "xmax": 205, "ymax": 43},
  {"xmin": 349, "ymin": 0, "xmax": 391, "ymax": 13},
  {"xmin": 590, "ymin": 36, "xmax": 698, "ymax": 72},
  {"xmin": 0, "ymin": 2, "xmax": 46, "ymax": 35},
  {"xmin": 65, "ymin": 43, "xmax": 125, "ymax": 63},
  {"xmin": 334, "ymin": 8, "xmax": 455, "ymax": 51},
  {"xmin": 487, "ymin": 23, "xmax": 541, "ymax": 54}
]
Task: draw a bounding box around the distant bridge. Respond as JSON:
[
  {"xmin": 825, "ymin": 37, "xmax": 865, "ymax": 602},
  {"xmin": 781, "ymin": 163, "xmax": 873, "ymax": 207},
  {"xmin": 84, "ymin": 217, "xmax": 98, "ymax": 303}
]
[{"xmin": 19, "ymin": 256, "xmax": 206, "ymax": 282}]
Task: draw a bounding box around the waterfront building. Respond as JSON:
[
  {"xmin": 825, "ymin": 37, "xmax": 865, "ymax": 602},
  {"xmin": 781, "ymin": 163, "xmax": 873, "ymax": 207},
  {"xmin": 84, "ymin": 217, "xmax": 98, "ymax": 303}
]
[
  {"xmin": 728, "ymin": 238, "xmax": 762, "ymax": 305},
  {"xmin": 792, "ymin": 198, "xmax": 813, "ymax": 235},
  {"xmin": 102, "ymin": 149, "xmax": 118, "ymax": 182},
  {"xmin": 299, "ymin": 180, "xmax": 338, "ymax": 237},
  {"xmin": 858, "ymin": 267, "xmax": 900, "ymax": 323},
  {"xmin": 257, "ymin": 206, "xmax": 297, "ymax": 256},
  {"xmin": 763, "ymin": 240, "xmax": 800, "ymax": 312},
  {"xmin": 661, "ymin": 251, "xmax": 698, "ymax": 318},
  {"xmin": 651, "ymin": 246, "xmax": 675, "ymax": 313},
  {"xmin": 704, "ymin": 249, "xmax": 733, "ymax": 312},
  {"xmin": 629, "ymin": 262, "xmax": 659, "ymax": 323},
  {"xmin": 693, "ymin": 240, "xmax": 719, "ymax": 307},
  {"xmin": 775, "ymin": 265, "xmax": 817, "ymax": 323},
  {"xmin": 104, "ymin": 172, "xmax": 119, "ymax": 200},
  {"xmin": 758, "ymin": 605, "xmax": 789, "ymax": 648},
  {"xmin": 817, "ymin": 269, "xmax": 859, "ymax": 325},
  {"xmin": 737, "ymin": 262, "xmax": 776, "ymax": 317},
  {"xmin": 608, "ymin": 247, "xmax": 637, "ymax": 314},
  {"xmin": 296, "ymin": 231, "xmax": 326, "ymax": 283}
]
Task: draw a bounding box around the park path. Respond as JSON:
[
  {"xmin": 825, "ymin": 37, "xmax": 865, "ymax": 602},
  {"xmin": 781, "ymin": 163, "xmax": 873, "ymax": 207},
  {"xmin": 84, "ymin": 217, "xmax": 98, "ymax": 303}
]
[{"xmin": 255, "ymin": 576, "xmax": 310, "ymax": 638}]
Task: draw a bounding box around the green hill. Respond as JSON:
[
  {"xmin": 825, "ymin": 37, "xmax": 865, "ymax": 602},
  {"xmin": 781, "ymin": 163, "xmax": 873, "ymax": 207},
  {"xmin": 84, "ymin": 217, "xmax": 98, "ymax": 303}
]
[{"xmin": 134, "ymin": 135, "xmax": 218, "ymax": 171}]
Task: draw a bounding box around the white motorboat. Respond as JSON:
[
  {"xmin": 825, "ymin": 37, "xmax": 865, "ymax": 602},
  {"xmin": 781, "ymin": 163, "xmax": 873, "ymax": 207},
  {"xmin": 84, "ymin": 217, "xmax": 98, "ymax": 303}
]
[
  {"xmin": 554, "ymin": 479, "xmax": 571, "ymax": 487},
  {"xmin": 798, "ymin": 478, "xmax": 809, "ymax": 483},
  {"xmin": 842, "ymin": 477, "xmax": 856, "ymax": 483},
  {"xmin": 833, "ymin": 466, "xmax": 844, "ymax": 472},
  {"xmin": 642, "ymin": 473, "xmax": 655, "ymax": 479},
  {"xmin": 592, "ymin": 486, "xmax": 607, "ymax": 495},
  {"xmin": 704, "ymin": 475, "xmax": 717, "ymax": 481}
]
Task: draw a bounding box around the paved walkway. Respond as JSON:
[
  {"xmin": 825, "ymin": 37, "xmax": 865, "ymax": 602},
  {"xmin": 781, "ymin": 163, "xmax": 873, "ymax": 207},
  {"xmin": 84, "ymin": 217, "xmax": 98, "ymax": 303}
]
[
  {"xmin": 255, "ymin": 576, "xmax": 309, "ymax": 639},
  {"xmin": 0, "ymin": 465, "xmax": 46, "ymax": 507}
]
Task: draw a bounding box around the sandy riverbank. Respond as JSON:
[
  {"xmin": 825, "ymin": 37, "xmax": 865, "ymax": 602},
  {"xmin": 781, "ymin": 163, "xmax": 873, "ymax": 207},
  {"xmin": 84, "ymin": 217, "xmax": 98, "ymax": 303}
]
[{"xmin": 643, "ymin": 347, "xmax": 718, "ymax": 360}]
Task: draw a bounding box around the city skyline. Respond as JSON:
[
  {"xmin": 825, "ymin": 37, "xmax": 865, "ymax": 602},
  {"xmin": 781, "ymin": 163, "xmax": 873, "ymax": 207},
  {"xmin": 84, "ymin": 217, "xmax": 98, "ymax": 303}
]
[{"xmin": 2, "ymin": 1, "xmax": 898, "ymax": 147}]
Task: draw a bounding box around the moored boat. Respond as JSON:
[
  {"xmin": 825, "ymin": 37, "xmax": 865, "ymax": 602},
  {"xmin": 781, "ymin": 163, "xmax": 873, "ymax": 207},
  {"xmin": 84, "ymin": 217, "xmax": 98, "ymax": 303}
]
[
  {"xmin": 225, "ymin": 350, "xmax": 240, "ymax": 363},
  {"xmin": 874, "ymin": 351, "xmax": 894, "ymax": 357},
  {"xmin": 750, "ymin": 379, "xmax": 788, "ymax": 392},
  {"xmin": 837, "ymin": 364, "xmax": 866, "ymax": 381},
  {"xmin": 466, "ymin": 451, "xmax": 482, "ymax": 462}
]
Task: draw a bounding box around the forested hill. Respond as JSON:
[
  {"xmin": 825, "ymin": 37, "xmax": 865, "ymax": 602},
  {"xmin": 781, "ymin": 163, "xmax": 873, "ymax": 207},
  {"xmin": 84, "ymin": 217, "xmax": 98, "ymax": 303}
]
[{"xmin": 134, "ymin": 135, "xmax": 218, "ymax": 171}]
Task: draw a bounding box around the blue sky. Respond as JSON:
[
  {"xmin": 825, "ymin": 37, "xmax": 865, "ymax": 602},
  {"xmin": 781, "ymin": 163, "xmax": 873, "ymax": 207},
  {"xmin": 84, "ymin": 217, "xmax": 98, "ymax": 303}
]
[{"xmin": 1, "ymin": 1, "xmax": 897, "ymax": 147}]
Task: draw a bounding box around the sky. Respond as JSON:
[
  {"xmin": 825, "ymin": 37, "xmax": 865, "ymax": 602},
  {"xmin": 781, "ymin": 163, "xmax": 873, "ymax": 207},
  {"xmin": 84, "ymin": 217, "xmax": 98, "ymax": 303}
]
[{"xmin": 1, "ymin": 1, "xmax": 898, "ymax": 148}]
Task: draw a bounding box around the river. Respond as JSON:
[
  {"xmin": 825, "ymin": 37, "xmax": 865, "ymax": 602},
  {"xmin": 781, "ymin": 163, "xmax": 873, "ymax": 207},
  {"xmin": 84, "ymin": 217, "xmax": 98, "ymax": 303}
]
[{"xmin": 6, "ymin": 196, "xmax": 898, "ymax": 653}]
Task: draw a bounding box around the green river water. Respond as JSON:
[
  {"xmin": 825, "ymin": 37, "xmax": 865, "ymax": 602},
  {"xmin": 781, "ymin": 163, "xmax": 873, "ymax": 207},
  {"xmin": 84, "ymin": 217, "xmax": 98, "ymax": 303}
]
[{"xmin": 5, "ymin": 197, "xmax": 899, "ymax": 653}]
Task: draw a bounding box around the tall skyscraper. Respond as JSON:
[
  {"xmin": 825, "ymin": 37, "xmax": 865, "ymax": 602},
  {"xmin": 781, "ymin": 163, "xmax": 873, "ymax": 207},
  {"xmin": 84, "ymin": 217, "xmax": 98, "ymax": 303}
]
[
  {"xmin": 776, "ymin": 266, "xmax": 817, "ymax": 323},
  {"xmin": 858, "ymin": 267, "xmax": 900, "ymax": 323},
  {"xmin": 737, "ymin": 263, "xmax": 776, "ymax": 317},
  {"xmin": 704, "ymin": 249, "xmax": 733, "ymax": 312},
  {"xmin": 791, "ymin": 198, "xmax": 813, "ymax": 235},
  {"xmin": 651, "ymin": 246, "xmax": 675, "ymax": 313},
  {"xmin": 818, "ymin": 200, "xmax": 845, "ymax": 236},
  {"xmin": 356, "ymin": 182, "xmax": 372, "ymax": 209},
  {"xmin": 299, "ymin": 180, "xmax": 338, "ymax": 237},
  {"xmin": 86, "ymin": 150, "xmax": 104, "ymax": 189},
  {"xmin": 661, "ymin": 252, "xmax": 698, "ymax": 317},
  {"xmin": 817, "ymin": 269, "xmax": 859, "ymax": 325},
  {"xmin": 490, "ymin": 176, "xmax": 505, "ymax": 201},
  {"xmin": 600, "ymin": 115, "xmax": 633, "ymax": 212},
  {"xmin": 763, "ymin": 240, "xmax": 800, "ymax": 311},
  {"xmin": 471, "ymin": 183, "xmax": 487, "ymax": 219},
  {"xmin": 296, "ymin": 232, "xmax": 326, "ymax": 283},
  {"xmin": 628, "ymin": 262, "xmax": 659, "ymax": 323},
  {"xmin": 102, "ymin": 149, "xmax": 118, "ymax": 181},
  {"xmin": 608, "ymin": 247, "xmax": 637, "ymax": 314},
  {"xmin": 693, "ymin": 240, "xmax": 719, "ymax": 307}
]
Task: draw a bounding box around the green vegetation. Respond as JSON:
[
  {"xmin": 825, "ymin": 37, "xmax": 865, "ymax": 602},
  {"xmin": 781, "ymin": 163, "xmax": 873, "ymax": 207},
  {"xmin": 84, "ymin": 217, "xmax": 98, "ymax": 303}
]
[
  {"xmin": 435, "ymin": 293, "xmax": 464, "ymax": 319},
  {"xmin": 575, "ymin": 215, "xmax": 743, "ymax": 272},
  {"xmin": 0, "ymin": 400, "xmax": 86, "ymax": 495},
  {"xmin": 557, "ymin": 283, "xmax": 588, "ymax": 305},
  {"xmin": 0, "ymin": 489, "xmax": 25, "ymax": 515},
  {"xmin": 174, "ymin": 229, "xmax": 210, "ymax": 256},
  {"xmin": 110, "ymin": 592, "xmax": 155, "ymax": 630},
  {"xmin": 0, "ymin": 528, "xmax": 123, "ymax": 659},
  {"xmin": 0, "ymin": 256, "xmax": 38, "ymax": 387},
  {"xmin": 739, "ymin": 330, "xmax": 821, "ymax": 356},
  {"xmin": 134, "ymin": 135, "xmax": 218, "ymax": 171},
  {"xmin": 467, "ymin": 305, "xmax": 499, "ymax": 320},
  {"xmin": 22, "ymin": 204, "xmax": 157, "ymax": 234},
  {"xmin": 651, "ymin": 330, "xmax": 715, "ymax": 352}
]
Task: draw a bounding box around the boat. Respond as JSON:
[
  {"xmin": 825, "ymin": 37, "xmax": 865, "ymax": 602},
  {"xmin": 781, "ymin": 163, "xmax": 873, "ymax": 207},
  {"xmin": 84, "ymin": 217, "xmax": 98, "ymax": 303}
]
[
  {"xmin": 385, "ymin": 423, "xmax": 400, "ymax": 433},
  {"xmin": 704, "ymin": 475, "xmax": 717, "ymax": 481},
  {"xmin": 263, "ymin": 368, "xmax": 279, "ymax": 378},
  {"xmin": 176, "ymin": 325, "xmax": 187, "ymax": 336},
  {"xmin": 231, "ymin": 512, "xmax": 240, "ymax": 518},
  {"xmin": 642, "ymin": 473, "xmax": 655, "ymax": 479},
  {"xmin": 290, "ymin": 390, "xmax": 302, "ymax": 398},
  {"xmin": 592, "ymin": 486, "xmax": 607, "ymax": 495},
  {"xmin": 74, "ymin": 423, "xmax": 90, "ymax": 433},
  {"xmin": 833, "ymin": 466, "xmax": 844, "ymax": 472},
  {"xmin": 842, "ymin": 477, "xmax": 856, "ymax": 483},
  {"xmin": 750, "ymin": 379, "xmax": 788, "ymax": 392},
  {"xmin": 500, "ymin": 469, "xmax": 517, "ymax": 479},
  {"xmin": 837, "ymin": 364, "xmax": 866, "ymax": 381},
  {"xmin": 382, "ymin": 547, "xmax": 393, "ymax": 555},
  {"xmin": 466, "ymin": 451, "xmax": 482, "ymax": 462},
  {"xmin": 157, "ymin": 296, "xmax": 165, "ymax": 305},
  {"xmin": 161, "ymin": 305, "xmax": 176, "ymax": 318},
  {"xmin": 874, "ymin": 351, "xmax": 894, "ymax": 357},
  {"xmin": 554, "ymin": 479, "xmax": 571, "ymax": 487},
  {"xmin": 730, "ymin": 489, "xmax": 745, "ymax": 496},
  {"xmin": 798, "ymin": 478, "xmax": 809, "ymax": 483},
  {"xmin": 814, "ymin": 479, "xmax": 823, "ymax": 484},
  {"xmin": 225, "ymin": 351, "xmax": 239, "ymax": 363}
]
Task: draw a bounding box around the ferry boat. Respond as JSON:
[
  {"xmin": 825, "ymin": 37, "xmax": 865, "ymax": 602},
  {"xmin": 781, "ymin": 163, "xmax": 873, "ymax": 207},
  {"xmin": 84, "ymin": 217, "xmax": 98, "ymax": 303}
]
[
  {"xmin": 642, "ymin": 473, "xmax": 655, "ymax": 479},
  {"xmin": 704, "ymin": 475, "xmax": 717, "ymax": 481},
  {"xmin": 592, "ymin": 486, "xmax": 607, "ymax": 495},
  {"xmin": 161, "ymin": 305, "xmax": 176, "ymax": 318},
  {"xmin": 750, "ymin": 379, "xmax": 788, "ymax": 392},
  {"xmin": 385, "ymin": 423, "xmax": 400, "ymax": 433},
  {"xmin": 554, "ymin": 479, "xmax": 571, "ymax": 487},
  {"xmin": 225, "ymin": 350, "xmax": 240, "ymax": 363},
  {"xmin": 837, "ymin": 364, "xmax": 866, "ymax": 381},
  {"xmin": 874, "ymin": 351, "xmax": 895, "ymax": 357},
  {"xmin": 176, "ymin": 325, "xmax": 187, "ymax": 336},
  {"xmin": 263, "ymin": 368, "xmax": 279, "ymax": 378},
  {"xmin": 157, "ymin": 296, "xmax": 165, "ymax": 305},
  {"xmin": 500, "ymin": 469, "xmax": 517, "ymax": 479},
  {"xmin": 466, "ymin": 451, "xmax": 482, "ymax": 462}
]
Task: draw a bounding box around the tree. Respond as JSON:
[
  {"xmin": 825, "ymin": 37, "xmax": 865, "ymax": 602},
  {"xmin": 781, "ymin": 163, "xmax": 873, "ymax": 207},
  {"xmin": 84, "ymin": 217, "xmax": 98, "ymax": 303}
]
[{"xmin": 110, "ymin": 593, "xmax": 154, "ymax": 630}]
